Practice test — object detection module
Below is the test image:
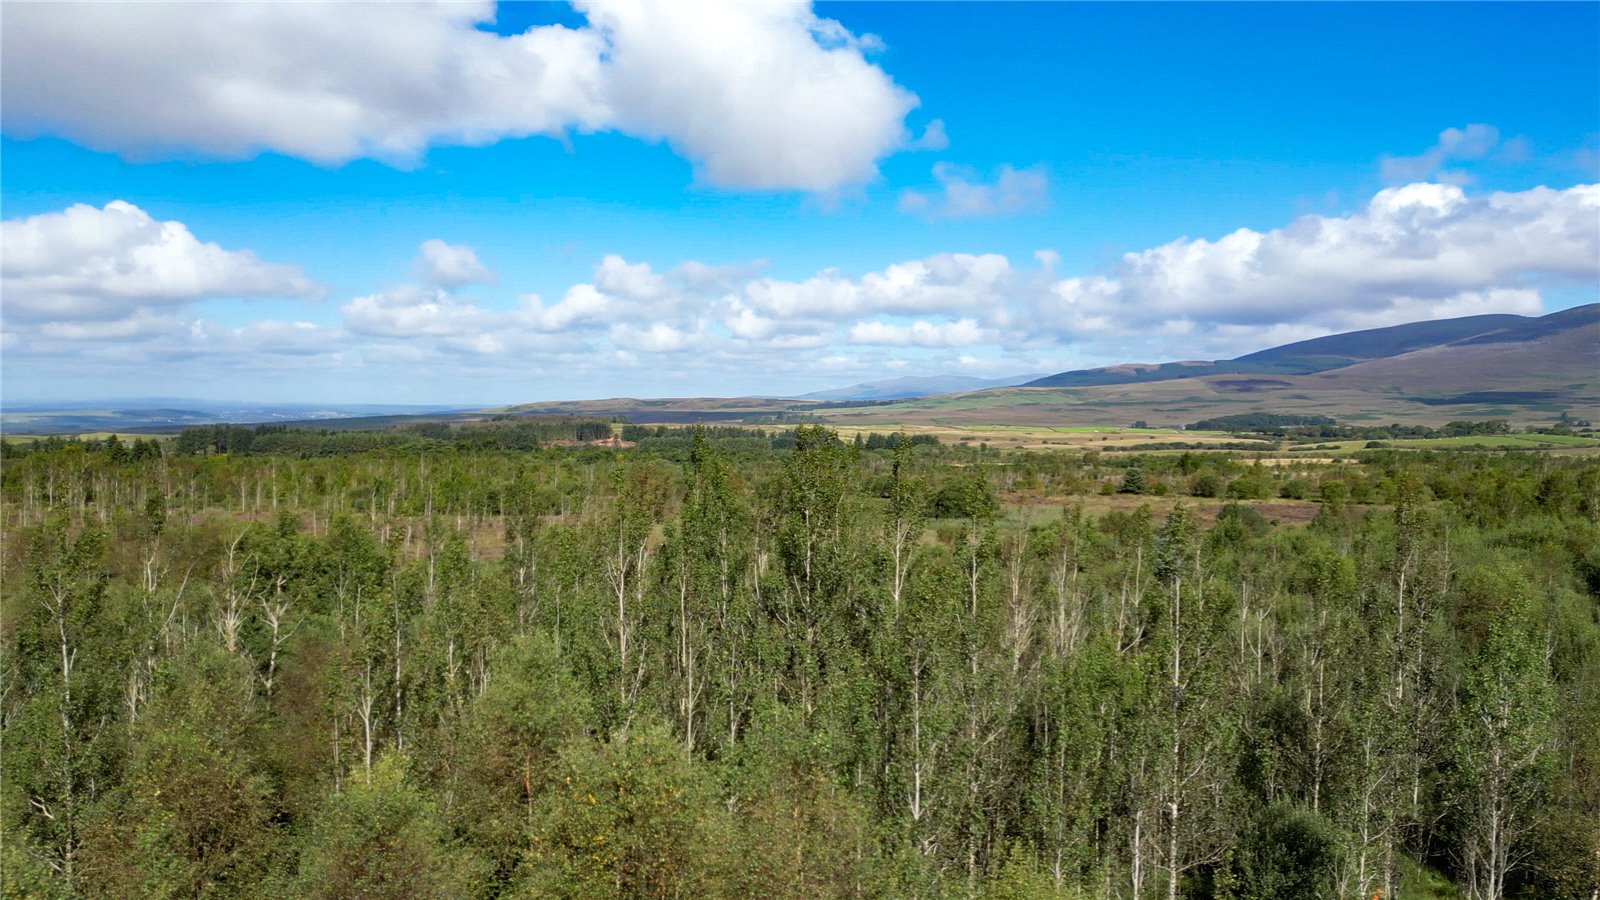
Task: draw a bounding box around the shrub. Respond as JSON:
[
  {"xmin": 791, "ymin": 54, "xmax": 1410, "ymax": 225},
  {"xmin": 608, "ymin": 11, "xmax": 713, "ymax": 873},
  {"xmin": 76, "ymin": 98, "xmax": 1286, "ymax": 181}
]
[
  {"xmin": 1190, "ymin": 473, "xmax": 1223, "ymax": 498},
  {"xmin": 928, "ymin": 473, "xmax": 998, "ymax": 519},
  {"xmin": 1227, "ymin": 476, "xmax": 1270, "ymax": 500},
  {"xmin": 1228, "ymin": 802, "xmax": 1340, "ymax": 900}
]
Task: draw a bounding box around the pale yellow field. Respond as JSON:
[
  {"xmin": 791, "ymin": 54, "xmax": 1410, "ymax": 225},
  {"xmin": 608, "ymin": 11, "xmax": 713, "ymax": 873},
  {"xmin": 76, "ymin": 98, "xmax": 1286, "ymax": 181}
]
[{"xmin": 826, "ymin": 422, "xmax": 1277, "ymax": 452}]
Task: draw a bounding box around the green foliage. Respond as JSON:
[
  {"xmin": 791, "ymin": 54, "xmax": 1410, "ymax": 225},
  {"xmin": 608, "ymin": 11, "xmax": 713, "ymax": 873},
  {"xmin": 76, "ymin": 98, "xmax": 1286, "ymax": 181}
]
[
  {"xmin": 1227, "ymin": 803, "xmax": 1340, "ymax": 900},
  {"xmin": 1189, "ymin": 413, "xmax": 1337, "ymax": 431},
  {"xmin": 517, "ymin": 723, "xmax": 729, "ymax": 899},
  {"xmin": 1211, "ymin": 502, "xmax": 1270, "ymax": 545},
  {"xmin": 1190, "ymin": 472, "xmax": 1223, "ymax": 498},
  {"xmin": 77, "ymin": 646, "xmax": 273, "ymax": 898},
  {"xmin": 1226, "ymin": 474, "xmax": 1271, "ymax": 499},
  {"xmin": 983, "ymin": 845, "xmax": 1069, "ymax": 899},
  {"xmin": 455, "ymin": 634, "xmax": 591, "ymax": 879},
  {"xmin": 929, "ymin": 470, "xmax": 999, "ymax": 518},
  {"xmin": 1449, "ymin": 591, "xmax": 1557, "ymax": 898},
  {"xmin": 1318, "ymin": 479, "xmax": 1349, "ymax": 506},
  {"xmin": 717, "ymin": 709, "xmax": 889, "ymax": 897},
  {"xmin": 173, "ymin": 417, "xmax": 620, "ymax": 457},
  {"xmin": 1, "ymin": 438, "xmax": 1596, "ymax": 899},
  {"xmin": 291, "ymin": 754, "xmax": 485, "ymax": 899},
  {"xmin": 1119, "ymin": 464, "xmax": 1148, "ymax": 495}
]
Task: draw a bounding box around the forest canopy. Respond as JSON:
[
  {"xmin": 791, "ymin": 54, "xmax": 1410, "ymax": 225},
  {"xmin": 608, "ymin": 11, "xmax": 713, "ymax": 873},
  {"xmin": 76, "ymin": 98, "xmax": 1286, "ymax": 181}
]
[{"xmin": 2, "ymin": 427, "xmax": 1597, "ymax": 898}]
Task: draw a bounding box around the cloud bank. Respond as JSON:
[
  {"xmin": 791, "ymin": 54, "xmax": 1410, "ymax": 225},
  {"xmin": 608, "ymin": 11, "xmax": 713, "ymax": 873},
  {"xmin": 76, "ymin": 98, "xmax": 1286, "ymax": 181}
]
[{"xmin": 4, "ymin": 183, "xmax": 1595, "ymax": 396}]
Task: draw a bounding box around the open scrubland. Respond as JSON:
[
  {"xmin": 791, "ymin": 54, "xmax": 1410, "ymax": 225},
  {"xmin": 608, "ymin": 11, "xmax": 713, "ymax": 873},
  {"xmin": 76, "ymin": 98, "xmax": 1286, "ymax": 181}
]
[{"xmin": 3, "ymin": 423, "xmax": 1598, "ymax": 899}]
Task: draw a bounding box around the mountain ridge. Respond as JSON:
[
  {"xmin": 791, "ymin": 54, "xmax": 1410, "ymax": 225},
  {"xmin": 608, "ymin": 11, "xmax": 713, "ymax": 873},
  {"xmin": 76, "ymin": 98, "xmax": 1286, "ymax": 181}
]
[
  {"xmin": 815, "ymin": 303, "xmax": 1598, "ymax": 428},
  {"xmin": 1025, "ymin": 305, "xmax": 1596, "ymax": 389}
]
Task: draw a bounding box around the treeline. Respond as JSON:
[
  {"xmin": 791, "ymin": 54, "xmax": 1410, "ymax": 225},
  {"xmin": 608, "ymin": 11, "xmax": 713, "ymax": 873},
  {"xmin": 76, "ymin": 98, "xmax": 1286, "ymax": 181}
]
[
  {"xmin": 1188, "ymin": 413, "xmax": 1337, "ymax": 431},
  {"xmin": 0, "ymin": 434, "xmax": 164, "ymax": 462},
  {"xmin": 167, "ymin": 418, "xmax": 620, "ymax": 457},
  {"xmin": 620, "ymin": 424, "xmax": 793, "ymax": 458},
  {"xmin": 1192, "ymin": 416, "xmax": 1533, "ymax": 442},
  {"xmin": 2, "ymin": 430, "xmax": 1598, "ymax": 898},
  {"xmin": 1114, "ymin": 440, "xmax": 1280, "ymax": 453}
]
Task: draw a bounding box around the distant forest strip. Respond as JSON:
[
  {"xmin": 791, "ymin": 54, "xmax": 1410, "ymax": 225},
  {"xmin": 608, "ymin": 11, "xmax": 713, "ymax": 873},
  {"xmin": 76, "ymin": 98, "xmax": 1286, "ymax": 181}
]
[
  {"xmin": 2, "ymin": 422, "xmax": 945, "ymax": 463},
  {"xmin": 1186, "ymin": 413, "xmax": 1338, "ymax": 431},
  {"xmin": 173, "ymin": 419, "xmax": 619, "ymax": 455},
  {"xmin": 3, "ymin": 427, "xmax": 1598, "ymax": 898},
  {"xmin": 1190, "ymin": 413, "xmax": 1596, "ymax": 442}
]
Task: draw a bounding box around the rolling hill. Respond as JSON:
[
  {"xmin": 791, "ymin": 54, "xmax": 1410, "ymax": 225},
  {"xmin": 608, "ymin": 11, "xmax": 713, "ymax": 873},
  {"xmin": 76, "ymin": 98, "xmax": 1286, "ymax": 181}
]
[
  {"xmin": 1024, "ymin": 309, "xmax": 1578, "ymax": 389},
  {"xmin": 820, "ymin": 304, "xmax": 1600, "ymax": 429}
]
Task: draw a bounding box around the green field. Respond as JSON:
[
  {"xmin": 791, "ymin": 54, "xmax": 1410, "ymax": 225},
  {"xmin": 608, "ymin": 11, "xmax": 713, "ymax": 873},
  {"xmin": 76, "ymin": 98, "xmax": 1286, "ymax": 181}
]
[{"xmin": 1285, "ymin": 433, "xmax": 1600, "ymax": 452}]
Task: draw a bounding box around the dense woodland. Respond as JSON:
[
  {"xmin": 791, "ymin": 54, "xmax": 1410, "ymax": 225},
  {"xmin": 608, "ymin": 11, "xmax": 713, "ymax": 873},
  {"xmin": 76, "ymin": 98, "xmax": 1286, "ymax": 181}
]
[{"xmin": 2, "ymin": 426, "xmax": 1598, "ymax": 899}]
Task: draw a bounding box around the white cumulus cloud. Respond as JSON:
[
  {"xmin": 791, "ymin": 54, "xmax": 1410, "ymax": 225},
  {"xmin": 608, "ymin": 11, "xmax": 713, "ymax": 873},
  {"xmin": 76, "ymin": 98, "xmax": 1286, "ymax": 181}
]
[
  {"xmin": 733, "ymin": 253, "xmax": 1011, "ymax": 322},
  {"xmin": 1038, "ymin": 182, "xmax": 1598, "ymax": 351},
  {"xmin": 343, "ymin": 285, "xmax": 493, "ymax": 338},
  {"xmin": 580, "ymin": 1, "xmax": 917, "ymax": 191},
  {"xmin": 0, "ymin": 200, "xmax": 321, "ymax": 323},
  {"xmin": 2, "ymin": 0, "xmax": 918, "ymax": 192},
  {"xmin": 520, "ymin": 255, "xmax": 688, "ymax": 332},
  {"xmin": 417, "ymin": 240, "xmax": 495, "ymax": 288},
  {"xmin": 610, "ymin": 321, "xmax": 707, "ymax": 353}
]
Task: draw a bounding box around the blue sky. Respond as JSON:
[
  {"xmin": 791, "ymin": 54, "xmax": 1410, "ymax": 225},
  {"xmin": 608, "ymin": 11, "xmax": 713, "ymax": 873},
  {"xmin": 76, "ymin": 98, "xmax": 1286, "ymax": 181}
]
[{"xmin": 2, "ymin": 1, "xmax": 1596, "ymax": 404}]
